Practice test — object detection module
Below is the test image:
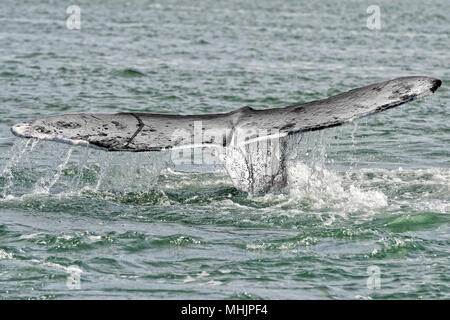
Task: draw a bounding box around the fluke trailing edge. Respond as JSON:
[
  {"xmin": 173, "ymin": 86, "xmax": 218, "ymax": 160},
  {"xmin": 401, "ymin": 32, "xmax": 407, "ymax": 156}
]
[
  {"xmin": 11, "ymin": 76, "xmax": 441, "ymax": 151},
  {"xmin": 11, "ymin": 76, "xmax": 442, "ymax": 193}
]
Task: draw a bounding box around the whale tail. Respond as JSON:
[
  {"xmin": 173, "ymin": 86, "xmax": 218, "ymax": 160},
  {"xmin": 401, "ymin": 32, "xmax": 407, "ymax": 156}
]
[{"xmin": 11, "ymin": 76, "xmax": 442, "ymax": 193}]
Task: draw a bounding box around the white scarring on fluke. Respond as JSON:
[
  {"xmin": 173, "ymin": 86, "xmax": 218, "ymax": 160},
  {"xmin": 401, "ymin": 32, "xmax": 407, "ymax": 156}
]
[{"xmin": 11, "ymin": 76, "xmax": 442, "ymax": 193}]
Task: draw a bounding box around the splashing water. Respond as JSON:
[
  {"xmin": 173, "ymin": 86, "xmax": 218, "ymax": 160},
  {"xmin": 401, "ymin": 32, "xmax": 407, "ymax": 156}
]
[
  {"xmin": 0, "ymin": 140, "xmax": 171, "ymax": 200},
  {"xmin": 1, "ymin": 139, "xmax": 32, "ymax": 198},
  {"xmin": 284, "ymin": 130, "xmax": 387, "ymax": 213},
  {"xmin": 286, "ymin": 162, "xmax": 388, "ymax": 214},
  {"xmin": 33, "ymin": 147, "xmax": 74, "ymax": 195},
  {"xmin": 1, "ymin": 132, "xmax": 448, "ymax": 221},
  {"xmin": 0, "ymin": 131, "xmax": 389, "ymax": 213}
]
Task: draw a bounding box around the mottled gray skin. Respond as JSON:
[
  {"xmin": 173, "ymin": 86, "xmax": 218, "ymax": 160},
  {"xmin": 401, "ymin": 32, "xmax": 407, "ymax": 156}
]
[
  {"xmin": 11, "ymin": 76, "xmax": 442, "ymax": 193},
  {"xmin": 11, "ymin": 76, "xmax": 441, "ymax": 151}
]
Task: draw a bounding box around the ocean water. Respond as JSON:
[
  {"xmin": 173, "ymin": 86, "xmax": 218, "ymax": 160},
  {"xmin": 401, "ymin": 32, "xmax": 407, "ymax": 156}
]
[{"xmin": 0, "ymin": 0, "xmax": 449, "ymax": 299}]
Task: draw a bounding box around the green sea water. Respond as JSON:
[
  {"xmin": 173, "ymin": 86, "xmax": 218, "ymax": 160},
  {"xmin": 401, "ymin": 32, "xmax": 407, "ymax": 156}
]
[{"xmin": 0, "ymin": 0, "xmax": 449, "ymax": 299}]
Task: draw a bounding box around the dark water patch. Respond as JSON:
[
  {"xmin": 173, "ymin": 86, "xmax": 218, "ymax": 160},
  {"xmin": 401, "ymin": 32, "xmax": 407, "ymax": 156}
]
[
  {"xmin": 110, "ymin": 231, "xmax": 201, "ymax": 253},
  {"xmin": 44, "ymin": 103, "xmax": 72, "ymax": 112},
  {"xmin": 87, "ymin": 257, "xmax": 122, "ymax": 271},
  {"xmin": 113, "ymin": 68, "xmax": 146, "ymax": 78},
  {"xmin": 385, "ymin": 213, "xmax": 450, "ymax": 233},
  {"xmin": 128, "ymin": 88, "xmax": 155, "ymax": 95},
  {"xmin": 164, "ymin": 186, "xmax": 243, "ymax": 205},
  {"xmin": 195, "ymin": 39, "xmax": 210, "ymax": 45},
  {"xmin": 82, "ymin": 189, "xmax": 168, "ymax": 206},
  {"xmin": 27, "ymin": 233, "xmax": 94, "ymax": 252},
  {"xmin": 142, "ymin": 273, "xmax": 186, "ymax": 280},
  {"xmin": 0, "ymin": 71, "xmax": 26, "ymax": 78},
  {"xmin": 15, "ymin": 53, "xmax": 43, "ymax": 59}
]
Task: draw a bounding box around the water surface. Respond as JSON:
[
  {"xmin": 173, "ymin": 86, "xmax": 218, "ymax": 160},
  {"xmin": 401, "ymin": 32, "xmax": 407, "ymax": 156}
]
[{"xmin": 0, "ymin": 0, "xmax": 449, "ymax": 299}]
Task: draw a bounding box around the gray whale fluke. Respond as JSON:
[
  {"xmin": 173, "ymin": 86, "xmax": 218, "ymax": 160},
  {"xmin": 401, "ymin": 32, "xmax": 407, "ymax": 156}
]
[{"xmin": 11, "ymin": 76, "xmax": 442, "ymax": 193}]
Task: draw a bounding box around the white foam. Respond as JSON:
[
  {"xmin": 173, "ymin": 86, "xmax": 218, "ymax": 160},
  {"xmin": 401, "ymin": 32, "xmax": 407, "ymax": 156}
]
[
  {"xmin": 0, "ymin": 249, "xmax": 13, "ymax": 260},
  {"xmin": 286, "ymin": 162, "xmax": 388, "ymax": 212},
  {"xmin": 18, "ymin": 233, "xmax": 40, "ymax": 240}
]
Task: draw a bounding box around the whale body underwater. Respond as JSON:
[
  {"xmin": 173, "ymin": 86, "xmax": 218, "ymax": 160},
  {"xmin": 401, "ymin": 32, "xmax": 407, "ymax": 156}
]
[{"xmin": 11, "ymin": 76, "xmax": 442, "ymax": 193}]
